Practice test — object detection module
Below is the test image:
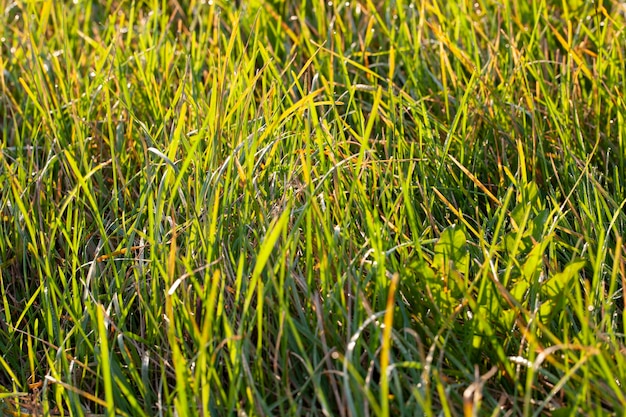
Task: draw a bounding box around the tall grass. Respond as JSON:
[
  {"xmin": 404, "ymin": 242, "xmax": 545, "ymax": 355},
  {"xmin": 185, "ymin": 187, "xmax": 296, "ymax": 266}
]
[{"xmin": 0, "ymin": 0, "xmax": 625, "ymax": 415}]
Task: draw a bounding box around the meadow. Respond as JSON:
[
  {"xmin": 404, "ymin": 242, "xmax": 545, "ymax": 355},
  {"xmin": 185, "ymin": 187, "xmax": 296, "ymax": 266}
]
[{"xmin": 1, "ymin": 0, "xmax": 625, "ymax": 415}]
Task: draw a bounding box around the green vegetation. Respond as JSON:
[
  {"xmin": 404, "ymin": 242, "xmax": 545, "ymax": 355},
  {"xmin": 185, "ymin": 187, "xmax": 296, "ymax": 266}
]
[{"xmin": 1, "ymin": 0, "xmax": 625, "ymax": 415}]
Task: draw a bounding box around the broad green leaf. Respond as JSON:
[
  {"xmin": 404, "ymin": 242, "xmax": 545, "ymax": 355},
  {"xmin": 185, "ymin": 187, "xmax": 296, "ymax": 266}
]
[
  {"xmin": 433, "ymin": 225, "xmax": 469, "ymax": 276},
  {"xmin": 510, "ymin": 202, "xmax": 527, "ymax": 229},
  {"xmin": 544, "ymin": 259, "xmax": 586, "ymax": 298},
  {"xmin": 522, "ymin": 240, "xmax": 549, "ymax": 282},
  {"xmin": 529, "ymin": 209, "xmax": 550, "ymax": 241},
  {"xmin": 540, "ymin": 259, "xmax": 585, "ymax": 320},
  {"xmin": 504, "ymin": 232, "xmax": 529, "ymax": 254},
  {"xmin": 521, "ymin": 181, "xmax": 540, "ymax": 207},
  {"xmin": 510, "ymin": 279, "xmax": 530, "ymax": 302},
  {"xmin": 411, "ymin": 260, "xmax": 455, "ymax": 313}
]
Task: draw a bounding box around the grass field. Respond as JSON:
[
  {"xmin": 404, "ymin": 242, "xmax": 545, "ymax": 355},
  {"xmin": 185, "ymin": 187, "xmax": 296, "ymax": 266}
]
[{"xmin": 1, "ymin": 0, "xmax": 625, "ymax": 415}]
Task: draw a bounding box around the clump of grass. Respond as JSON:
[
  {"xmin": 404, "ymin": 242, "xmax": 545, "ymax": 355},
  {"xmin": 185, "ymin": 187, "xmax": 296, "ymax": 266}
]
[{"xmin": 1, "ymin": 0, "xmax": 625, "ymax": 415}]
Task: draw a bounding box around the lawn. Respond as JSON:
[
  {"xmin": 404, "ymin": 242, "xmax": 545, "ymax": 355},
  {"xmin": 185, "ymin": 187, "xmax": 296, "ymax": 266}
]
[{"xmin": 1, "ymin": 0, "xmax": 625, "ymax": 415}]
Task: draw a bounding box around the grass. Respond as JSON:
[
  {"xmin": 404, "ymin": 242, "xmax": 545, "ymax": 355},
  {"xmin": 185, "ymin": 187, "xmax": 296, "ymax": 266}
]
[{"xmin": 0, "ymin": 0, "xmax": 625, "ymax": 415}]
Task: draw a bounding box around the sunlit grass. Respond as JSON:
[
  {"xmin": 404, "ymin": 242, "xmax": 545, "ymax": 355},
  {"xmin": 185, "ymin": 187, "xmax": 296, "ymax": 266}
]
[{"xmin": 1, "ymin": 0, "xmax": 625, "ymax": 415}]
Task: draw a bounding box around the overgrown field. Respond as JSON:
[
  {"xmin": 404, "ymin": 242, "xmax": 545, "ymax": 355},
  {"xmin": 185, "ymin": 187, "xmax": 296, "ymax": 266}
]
[{"xmin": 1, "ymin": 0, "xmax": 625, "ymax": 415}]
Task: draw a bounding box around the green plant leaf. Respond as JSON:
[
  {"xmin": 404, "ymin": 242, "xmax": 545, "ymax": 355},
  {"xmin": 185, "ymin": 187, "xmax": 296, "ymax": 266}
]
[
  {"xmin": 544, "ymin": 259, "xmax": 586, "ymax": 298},
  {"xmin": 433, "ymin": 225, "xmax": 469, "ymax": 276},
  {"xmin": 540, "ymin": 259, "xmax": 586, "ymax": 320},
  {"xmin": 521, "ymin": 240, "xmax": 548, "ymax": 282}
]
